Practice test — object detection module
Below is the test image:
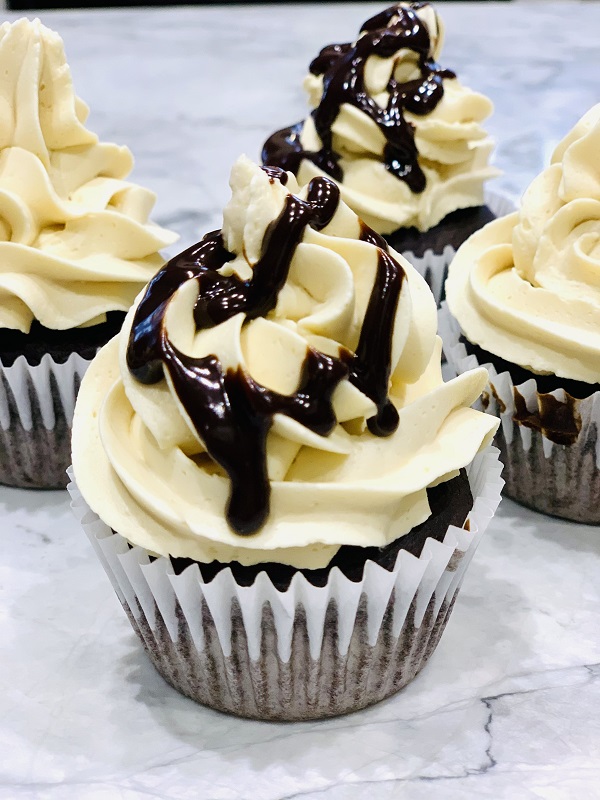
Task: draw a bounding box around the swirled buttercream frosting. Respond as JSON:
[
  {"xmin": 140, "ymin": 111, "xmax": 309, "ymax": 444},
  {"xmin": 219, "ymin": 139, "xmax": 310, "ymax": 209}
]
[
  {"xmin": 446, "ymin": 104, "xmax": 600, "ymax": 384},
  {"xmin": 72, "ymin": 156, "xmax": 497, "ymax": 568},
  {"xmin": 262, "ymin": 2, "xmax": 498, "ymax": 236},
  {"xmin": 0, "ymin": 18, "xmax": 177, "ymax": 334}
]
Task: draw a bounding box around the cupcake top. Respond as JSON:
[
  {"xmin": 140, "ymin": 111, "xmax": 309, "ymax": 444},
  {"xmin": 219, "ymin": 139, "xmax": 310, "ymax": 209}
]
[
  {"xmin": 262, "ymin": 2, "xmax": 497, "ymax": 236},
  {"xmin": 446, "ymin": 104, "xmax": 600, "ymax": 385},
  {"xmin": 72, "ymin": 156, "xmax": 497, "ymax": 569},
  {"xmin": 0, "ymin": 18, "xmax": 177, "ymax": 334}
]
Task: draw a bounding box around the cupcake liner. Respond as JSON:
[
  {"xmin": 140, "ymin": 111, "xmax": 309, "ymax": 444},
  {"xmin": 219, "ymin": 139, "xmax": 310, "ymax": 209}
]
[
  {"xmin": 402, "ymin": 189, "xmax": 517, "ymax": 306},
  {"xmin": 67, "ymin": 446, "xmax": 503, "ymax": 721},
  {"xmin": 0, "ymin": 352, "xmax": 91, "ymax": 488},
  {"xmin": 440, "ymin": 303, "xmax": 600, "ymax": 523}
]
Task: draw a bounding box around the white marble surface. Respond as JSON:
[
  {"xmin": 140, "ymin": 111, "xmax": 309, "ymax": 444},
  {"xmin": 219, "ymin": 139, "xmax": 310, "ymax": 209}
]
[{"xmin": 1, "ymin": 3, "xmax": 600, "ymax": 799}]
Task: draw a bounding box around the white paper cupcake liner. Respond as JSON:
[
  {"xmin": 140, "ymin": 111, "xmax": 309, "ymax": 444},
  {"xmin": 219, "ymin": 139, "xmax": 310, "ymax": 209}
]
[
  {"xmin": 401, "ymin": 189, "xmax": 518, "ymax": 306},
  {"xmin": 0, "ymin": 352, "xmax": 92, "ymax": 488},
  {"xmin": 67, "ymin": 446, "xmax": 503, "ymax": 721},
  {"xmin": 440, "ymin": 303, "xmax": 600, "ymax": 523}
]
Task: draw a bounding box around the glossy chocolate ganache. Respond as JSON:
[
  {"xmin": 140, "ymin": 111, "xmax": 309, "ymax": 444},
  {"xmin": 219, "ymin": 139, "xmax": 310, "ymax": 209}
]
[
  {"xmin": 262, "ymin": 3, "xmax": 453, "ymax": 194},
  {"xmin": 127, "ymin": 168, "xmax": 404, "ymax": 536},
  {"xmin": 73, "ymin": 156, "xmax": 498, "ymax": 569}
]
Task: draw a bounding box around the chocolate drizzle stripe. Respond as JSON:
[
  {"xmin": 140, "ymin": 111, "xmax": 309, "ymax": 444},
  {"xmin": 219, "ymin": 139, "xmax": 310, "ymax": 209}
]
[
  {"xmin": 126, "ymin": 232, "xmax": 234, "ymax": 383},
  {"xmin": 262, "ymin": 2, "xmax": 453, "ymax": 192},
  {"xmin": 165, "ymin": 343, "xmax": 348, "ymax": 535},
  {"xmin": 127, "ymin": 169, "xmax": 405, "ymax": 535},
  {"xmin": 342, "ymin": 248, "xmax": 404, "ymax": 436}
]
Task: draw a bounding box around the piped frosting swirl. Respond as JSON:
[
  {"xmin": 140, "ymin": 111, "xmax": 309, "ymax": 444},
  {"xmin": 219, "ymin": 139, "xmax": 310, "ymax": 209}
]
[
  {"xmin": 446, "ymin": 104, "xmax": 600, "ymax": 384},
  {"xmin": 0, "ymin": 18, "xmax": 177, "ymax": 333},
  {"xmin": 262, "ymin": 2, "xmax": 497, "ymax": 235},
  {"xmin": 72, "ymin": 156, "xmax": 497, "ymax": 568}
]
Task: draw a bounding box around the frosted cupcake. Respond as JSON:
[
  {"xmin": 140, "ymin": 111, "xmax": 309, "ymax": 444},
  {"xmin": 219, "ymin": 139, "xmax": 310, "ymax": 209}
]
[
  {"xmin": 262, "ymin": 2, "xmax": 506, "ymax": 303},
  {"xmin": 0, "ymin": 19, "xmax": 177, "ymax": 489},
  {"xmin": 443, "ymin": 104, "xmax": 600, "ymax": 523},
  {"xmin": 70, "ymin": 156, "xmax": 501, "ymax": 720}
]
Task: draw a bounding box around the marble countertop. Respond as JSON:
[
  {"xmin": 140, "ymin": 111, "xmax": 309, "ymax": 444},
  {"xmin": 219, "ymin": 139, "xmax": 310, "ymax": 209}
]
[{"xmin": 2, "ymin": 3, "xmax": 600, "ymax": 799}]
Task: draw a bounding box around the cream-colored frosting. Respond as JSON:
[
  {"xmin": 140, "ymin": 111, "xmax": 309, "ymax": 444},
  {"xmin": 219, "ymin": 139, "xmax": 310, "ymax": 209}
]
[
  {"xmin": 446, "ymin": 104, "xmax": 600, "ymax": 384},
  {"xmin": 0, "ymin": 18, "xmax": 177, "ymax": 333},
  {"xmin": 296, "ymin": 3, "xmax": 498, "ymax": 235},
  {"xmin": 72, "ymin": 156, "xmax": 497, "ymax": 569}
]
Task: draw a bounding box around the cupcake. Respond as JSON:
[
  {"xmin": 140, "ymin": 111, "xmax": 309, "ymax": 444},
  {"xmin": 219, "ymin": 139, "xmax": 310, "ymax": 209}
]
[
  {"xmin": 262, "ymin": 2, "xmax": 507, "ymax": 303},
  {"xmin": 442, "ymin": 104, "xmax": 600, "ymax": 523},
  {"xmin": 70, "ymin": 156, "xmax": 501, "ymax": 721},
  {"xmin": 0, "ymin": 19, "xmax": 177, "ymax": 489}
]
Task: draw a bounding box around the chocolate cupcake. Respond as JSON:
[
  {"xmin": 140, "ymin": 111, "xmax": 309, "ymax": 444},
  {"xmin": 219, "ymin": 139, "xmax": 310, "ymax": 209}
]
[
  {"xmin": 262, "ymin": 2, "xmax": 506, "ymax": 304},
  {"xmin": 442, "ymin": 104, "xmax": 600, "ymax": 524},
  {"xmin": 70, "ymin": 156, "xmax": 501, "ymax": 720},
  {"xmin": 0, "ymin": 19, "xmax": 177, "ymax": 488}
]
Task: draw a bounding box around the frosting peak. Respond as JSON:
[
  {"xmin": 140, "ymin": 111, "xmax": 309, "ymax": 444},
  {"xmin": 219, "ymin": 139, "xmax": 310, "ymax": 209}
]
[
  {"xmin": 0, "ymin": 18, "xmax": 177, "ymax": 333},
  {"xmin": 446, "ymin": 104, "xmax": 600, "ymax": 383},
  {"xmin": 73, "ymin": 157, "xmax": 497, "ymax": 568},
  {"xmin": 262, "ymin": 2, "xmax": 498, "ymax": 235}
]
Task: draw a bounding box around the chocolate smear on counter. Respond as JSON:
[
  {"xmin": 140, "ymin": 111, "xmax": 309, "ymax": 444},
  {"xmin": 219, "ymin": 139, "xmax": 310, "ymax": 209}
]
[
  {"xmin": 127, "ymin": 170, "xmax": 404, "ymax": 534},
  {"xmin": 262, "ymin": 3, "xmax": 454, "ymax": 192},
  {"xmin": 512, "ymin": 388, "xmax": 582, "ymax": 447}
]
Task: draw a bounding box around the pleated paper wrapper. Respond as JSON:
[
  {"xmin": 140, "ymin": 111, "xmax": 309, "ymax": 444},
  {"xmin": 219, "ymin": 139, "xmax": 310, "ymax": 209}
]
[
  {"xmin": 68, "ymin": 446, "xmax": 503, "ymax": 721},
  {"xmin": 0, "ymin": 352, "xmax": 92, "ymax": 488},
  {"xmin": 440, "ymin": 302, "xmax": 600, "ymax": 524},
  {"xmin": 400, "ymin": 189, "xmax": 517, "ymax": 307}
]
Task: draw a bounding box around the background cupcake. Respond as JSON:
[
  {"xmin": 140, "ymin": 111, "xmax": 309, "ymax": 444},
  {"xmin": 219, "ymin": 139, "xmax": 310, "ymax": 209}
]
[
  {"xmin": 442, "ymin": 104, "xmax": 600, "ymax": 524},
  {"xmin": 262, "ymin": 2, "xmax": 509, "ymax": 303},
  {"xmin": 70, "ymin": 156, "xmax": 501, "ymax": 721},
  {"xmin": 0, "ymin": 18, "xmax": 177, "ymax": 489}
]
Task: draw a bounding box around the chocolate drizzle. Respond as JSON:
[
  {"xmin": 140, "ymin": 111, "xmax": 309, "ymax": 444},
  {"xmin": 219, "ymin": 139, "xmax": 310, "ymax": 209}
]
[
  {"xmin": 342, "ymin": 247, "xmax": 404, "ymax": 436},
  {"xmin": 127, "ymin": 234, "xmax": 233, "ymax": 384},
  {"xmin": 262, "ymin": 2, "xmax": 454, "ymax": 192},
  {"xmin": 127, "ymin": 170, "xmax": 405, "ymax": 534},
  {"xmin": 164, "ymin": 343, "xmax": 347, "ymax": 535}
]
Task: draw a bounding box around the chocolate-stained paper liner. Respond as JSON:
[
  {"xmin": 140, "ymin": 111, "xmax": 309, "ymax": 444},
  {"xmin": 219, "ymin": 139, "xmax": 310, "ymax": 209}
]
[
  {"xmin": 67, "ymin": 447, "xmax": 503, "ymax": 721},
  {"xmin": 0, "ymin": 352, "xmax": 91, "ymax": 488},
  {"xmin": 440, "ymin": 303, "xmax": 600, "ymax": 524},
  {"xmin": 401, "ymin": 189, "xmax": 517, "ymax": 307}
]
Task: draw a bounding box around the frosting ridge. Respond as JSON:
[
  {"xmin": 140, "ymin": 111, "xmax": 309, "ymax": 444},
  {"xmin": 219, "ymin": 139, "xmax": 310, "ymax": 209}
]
[
  {"xmin": 72, "ymin": 156, "xmax": 497, "ymax": 568},
  {"xmin": 262, "ymin": 2, "xmax": 498, "ymax": 235},
  {"xmin": 446, "ymin": 104, "xmax": 600, "ymax": 384},
  {"xmin": 0, "ymin": 18, "xmax": 177, "ymax": 333}
]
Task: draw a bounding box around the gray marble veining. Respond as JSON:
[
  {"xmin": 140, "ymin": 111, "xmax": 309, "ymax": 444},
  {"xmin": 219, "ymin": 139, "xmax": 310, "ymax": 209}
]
[{"xmin": 1, "ymin": 3, "xmax": 600, "ymax": 799}]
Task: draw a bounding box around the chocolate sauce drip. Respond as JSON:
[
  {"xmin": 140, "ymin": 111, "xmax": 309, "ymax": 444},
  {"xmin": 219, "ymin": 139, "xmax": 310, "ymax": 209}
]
[
  {"xmin": 262, "ymin": 165, "xmax": 289, "ymax": 185},
  {"xmin": 164, "ymin": 343, "xmax": 347, "ymax": 535},
  {"xmin": 261, "ymin": 123, "xmax": 305, "ymax": 176},
  {"xmin": 197, "ymin": 178, "xmax": 340, "ymax": 329},
  {"xmin": 262, "ymin": 3, "xmax": 454, "ymax": 192},
  {"xmin": 343, "ymin": 250, "xmax": 404, "ymax": 435},
  {"xmin": 127, "ymin": 172, "xmax": 405, "ymax": 534},
  {"xmin": 513, "ymin": 388, "xmax": 582, "ymax": 447},
  {"xmin": 309, "ymin": 42, "xmax": 352, "ymax": 77},
  {"xmin": 359, "ymin": 220, "xmax": 390, "ymax": 251},
  {"xmin": 361, "ymin": 2, "xmax": 426, "ymax": 33},
  {"xmin": 127, "ymin": 233, "xmax": 234, "ymax": 383},
  {"xmin": 128, "ymin": 176, "xmax": 340, "ymax": 383}
]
